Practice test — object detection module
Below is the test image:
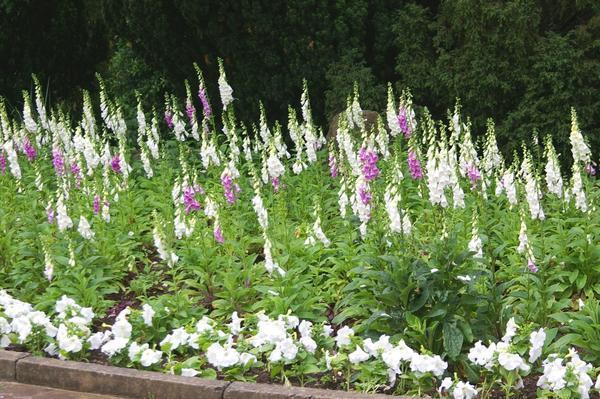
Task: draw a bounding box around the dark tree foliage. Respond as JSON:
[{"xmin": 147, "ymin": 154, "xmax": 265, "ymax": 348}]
[
  {"xmin": 0, "ymin": 0, "xmax": 598, "ymax": 158},
  {"xmin": 0, "ymin": 0, "xmax": 107, "ymax": 115}
]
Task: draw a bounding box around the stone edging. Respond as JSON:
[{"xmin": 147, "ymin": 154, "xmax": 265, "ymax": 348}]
[{"xmin": 0, "ymin": 350, "xmax": 413, "ymax": 399}]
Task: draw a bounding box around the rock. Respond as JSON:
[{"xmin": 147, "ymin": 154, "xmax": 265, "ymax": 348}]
[{"xmin": 326, "ymin": 110, "xmax": 380, "ymax": 142}]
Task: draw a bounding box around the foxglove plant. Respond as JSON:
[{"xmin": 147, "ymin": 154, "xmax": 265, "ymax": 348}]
[
  {"xmin": 520, "ymin": 151, "xmax": 545, "ymax": 220},
  {"xmin": 468, "ymin": 214, "xmax": 483, "ymax": 258},
  {"xmin": 3, "ymin": 140, "xmax": 21, "ymax": 180},
  {"xmin": 569, "ymin": 108, "xmax": 591, "ymax": 166},
  {"xmin": 33, "ymin": 75, "xmax": 49, "ymax": 131},
  {"xmin": 570, "ymin": 163, "xmax": 588, "ymax": 213},
  {"xmin": 375, "ymin": 117, "xmax": 390, "ymax": 159},
  {"xmin": 218, "ymin": 59, "xmax": 234, "ymax": 111},
  {"xmin": 77, "ymin": 215, "xmax": 94, "ymax": 240},
  {"xmin": 544, "ymin": 137, "xmax": 563, "ymax": 198},
  {"xmin": 153, "ymin": 216, "xmax": 178, "ymax": 267},
  {"xmin": 496, "ymin": 167, "xmax": 518, "ymax": 207},
  {"xmin": 22, "ymin": 91, "xmax": 38, "ymax": 134},
  {"xmin": 55, "ymin": 192, "xmax": 73, "ymax": 232},
  {"xmin": 384, "ymin": 161, "xmax": 411, "ymax": 235},
  {"xmin": 350, "ymin": 175, "xmax": 372, "ymax": 238},
  {"xmin": 304, "ymin": 202, "xmax": 330, "ymax": 247},
  {"xmin": 482, "ymin": 119, "xmax": 504, "ymax": 176}
]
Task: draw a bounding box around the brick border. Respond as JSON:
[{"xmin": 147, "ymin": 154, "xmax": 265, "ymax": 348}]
[
  {"xmin": 0, "ymin": 350, "xmax": 30, "ymax": 380},
  {"xmin": 1, "ymin": 350, "xmax": 416, "ymax": 399}
]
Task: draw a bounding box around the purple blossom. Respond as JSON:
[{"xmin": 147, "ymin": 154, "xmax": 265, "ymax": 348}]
[
  {"xmin": 271, "ymin": 177, "xmax": 280, "ymax": 193},
  {"xmin": 397, "ymin": 107, "xmax": 411, "ymax": 138},
  {"xmin": 52, "ymin": 149, "xmax": 65, "ymax": 176},
  {"xmin": 467, "ymin": 165, "xmax": 481, "ymax": 185},
  {"xmin": 221, "ymin": 173, "xmax": 237, "ymax": 204},
  {"xmin": 408, "ymin": 151, "xmax": 423, "ymax": 180},
  {"xmin": 71, "ymin": 162, "xmax": 82, "ymax": 187},
  {"xmin": 585, "ymin": 164, "xmax": 596, "ymax": 176},
  {"xmin": 359, "ymin": 184, "xmax": 372, "ymax": 205},
  {"xmin": 23, "ymin": 139, "xmax": 37, "ymax": 162},
  {"xmin": 198, "ymin": 87, "xmax": 212, "ymax": 118},
  {"xmin": 527, "ymin": 258, "xmax": 538, "ymax": 273},
  {"xmin": 359, "ymin": 147, "xmax": 380, "ymax": 181},
  {"xmin": 185, "ymin": 103, "xmax": 196, "ymax": 123},
  {"xmin": 183, "ymin": 186, "xmax": 202, "ymax": 213},
  {"xmin": 214, "ymin": 224, "xmax": 224, "ymax": 244},
  {"xmin": 93, "ymin": 195, "xmax": 101, "ymax": 215},
  {"xmin": 328, "ymin": 154, "xmax": 338, "ymax": 178},
  {"xmin": 164, "ymin": 110, "xmax": 174, "ymax": 129},
  {"xmin": 46, "ymin": 204, "xmax": 55, "ymax": 224},
  {"xmin": 0, "ymin": 151, "xmax": 5, "ymax": 174},
  {"xmin": 111, "ymin": 155, "xmax": 121, "ymax": 174}
]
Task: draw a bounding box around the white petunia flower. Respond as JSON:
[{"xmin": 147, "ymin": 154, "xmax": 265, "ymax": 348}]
[
  {"xmin": 206, "ymin": 342, "xmax": 239, "ymax": 370},
  {"xmin": 528, "ymin": 328, "xmax": 546, "ymax": 363},
  {"xmin": 112, "ymin": 319, "xmax": 132, "ymax": 340},
  {"xmin": 348, "ymin": 345, "xmax": 370, "ymax": 364},
  {"xmin": 452, "ymin": 381, "xmax": 478, "ymax": 399},
  {"xmin": 228, "ymin": 311, "xmax": 243, "ymax": 335},
  {"xmin": 101, "ymin": 337, "xmax": 129, "ymax": 357},
  {"xmin": 299, "ymin": 336, "xmax": 317, "ymax": 354},
  {"xmin": 142, "ymin": 304, "xmax": 155, "ymax": 326},
  {"xmin": 502, "ymin": 317, "xmax": 518, "ymax": 343},
  {"xmin": 181, "ymin": 368, "xmax": 199, "ymax": 377},
  {"xmin": 334, "ymin": 326, "xmax": 354, "ymax": 347},
  {"xmin": 239, "ymin": 352, "xmax": 257, "ymax": 367},
  {"xmin": 160, "ymin": 327, "xmax": 189, "ymax": 352},
  {"xmin": 128, "ymin": 342, "xmax": 147, "ymax": 361},
  {"xmin": 498, "ymin": 352, "xmax": 529, "ymax": 372},
  {"xmin": 140, "ymin": 348, "xmax": 162, "ymax": 367}
]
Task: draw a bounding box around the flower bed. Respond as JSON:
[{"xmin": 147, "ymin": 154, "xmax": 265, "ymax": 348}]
[
  {"xmin": 1, "ymin": 291, "xmax": 600, "ymax": 398},
  {"xmin": 0, "ymin": 64, "xmax": 599, "ymax": 398}
]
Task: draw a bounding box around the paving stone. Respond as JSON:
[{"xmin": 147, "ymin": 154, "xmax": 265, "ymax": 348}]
[
  {"xmin": 0, "ymin": 351, "xmax": 30, "ymax": 381},
  {"xmin": 0, "ymin": 382, "xmax": 121, "ymax": 399}
]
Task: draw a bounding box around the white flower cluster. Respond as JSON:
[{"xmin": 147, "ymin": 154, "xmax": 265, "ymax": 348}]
[
  {"xmin": 2, "ymin": 291, "xmax": 600, "ymax": 397},
  {"xmin": 538, "ymin": 349, "xmax": 595, "ymax": 399},
  {"xmin": 468, "ymin": 318, "xmax": 529, "ymax": 374},
  {"xmin": 439, "ymin": 377, "xmax": 478, "ymax": 399}
]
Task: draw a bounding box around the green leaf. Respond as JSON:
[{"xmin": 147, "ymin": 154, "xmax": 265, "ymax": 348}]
[{"xmin": 443, "ymin": 322, "xmax": 463, "ymax": 359}]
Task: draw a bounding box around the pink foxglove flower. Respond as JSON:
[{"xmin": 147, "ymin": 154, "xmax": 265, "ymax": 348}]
[
  {"xmin": 164, "ymin": 110, "xmax": 174, "ymax": 129},
  {"xmin": 408, "ymin": 151, "xmax": 423, "ymax": 180},
  {"xmin": 328, "ymin": 153, "xmax": 338, "ymax": 178},
  {"xmin": 359, "ymin": 184, "xmax": 372, "ymax": 205},
  {"xmin": 0, "ymin": 151, "xmax": 6, "ymax": 174},
  {"xmin": 198, "ymin": 87, "xmax": 212, "ymax": 118},
  {"xmin": 585, "ymin": 164, "xmax": 596, "ymax": 176},
  {"xmin": 527, "ymin": 258, "xmax": 538, "ymax": 273},
  {"xmin": 397, "ymin": 107, "xmax": 412, "ymax": 138},
  {"xmin": 183, "ymin": 186, "xmax": 202, "ymax": 213},
  {"xmin": 71, "ymin": 162, "xmax": 82, "ymax": 187},
  {"xmin": 271, "ymin": 177, "xmax": 280, "ymax": 193},
  {"xmin": 46, "ymin": 204, "xmax": 55, "ymax": 223},
  {"xmin": 23, "ymin": 138, "xmax": 37, "ymax": 162},
  {"xmin": 467, "ymin": 165, "xmax": 481, "ymax": 186},
  {"xmin": 214, "ymin": 223, "xmax": 224, "ymax": 244},
  {"xmin": 52, "ymin": 149, "xmax": 65, "ymax": 176},
  {"xmin": 185, "ymin": 103, "xmax": 196, "ymax": 123},
  {"xmin": 359, "ymin": 147, "xmax": 380, "ymax": 181},
  {"xmin": 110, "ymin": 155, "xmax": 122, "ymax": 174},
  {"xmin": 221, "ymin": 172, "xmax": 238, "ymax": 204},
  {"xmin": 93, "ymin": 195, "xmax": 101, "ymax": 215}
]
